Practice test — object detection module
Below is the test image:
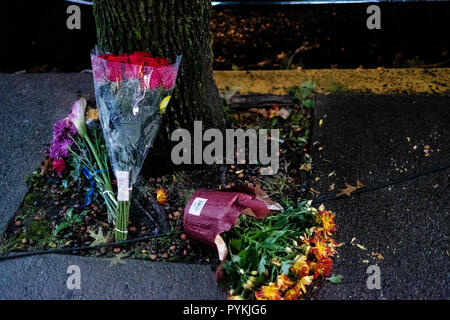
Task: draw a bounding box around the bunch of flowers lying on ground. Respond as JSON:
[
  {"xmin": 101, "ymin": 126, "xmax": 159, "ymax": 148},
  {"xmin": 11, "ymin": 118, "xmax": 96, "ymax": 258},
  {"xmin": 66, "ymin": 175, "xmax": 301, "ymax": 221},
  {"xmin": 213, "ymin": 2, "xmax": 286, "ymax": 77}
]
[{"xmin": 222, "ymin": 201, "xmax": 337, "ymax": 300}]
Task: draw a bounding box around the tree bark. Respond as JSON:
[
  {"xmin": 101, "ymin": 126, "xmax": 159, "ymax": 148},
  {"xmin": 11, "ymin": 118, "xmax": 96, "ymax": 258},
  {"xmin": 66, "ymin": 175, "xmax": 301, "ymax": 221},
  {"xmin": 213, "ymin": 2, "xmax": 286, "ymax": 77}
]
[{"xmin": 93, "ymin": 0, "xmax": 224, "ymax": 173}]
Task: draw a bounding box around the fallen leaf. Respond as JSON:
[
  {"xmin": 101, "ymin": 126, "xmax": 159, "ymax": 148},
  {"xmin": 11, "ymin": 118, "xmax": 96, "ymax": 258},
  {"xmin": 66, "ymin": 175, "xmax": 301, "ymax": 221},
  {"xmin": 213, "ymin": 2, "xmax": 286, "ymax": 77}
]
[
  {"xmin": 300, "ymin": 162, "xmax": 312, "ymax": 172},
  {"xmin": 89, "ymin": 227, "xmax": 110, "ymax": 246},
  {"xmin": 40, "ymin": 158, "xmax": 52, "ymax": 175},
  {"xmin": 356, "ymin": 244, "xmax": 367, "ymax": 250},
  {"xmin": 337, "ymin": 179, "xmax": 364, "ymax": 197},
  {"xmin": 326, "ymin": 275, "xmax": 344, "ymax": 284}
]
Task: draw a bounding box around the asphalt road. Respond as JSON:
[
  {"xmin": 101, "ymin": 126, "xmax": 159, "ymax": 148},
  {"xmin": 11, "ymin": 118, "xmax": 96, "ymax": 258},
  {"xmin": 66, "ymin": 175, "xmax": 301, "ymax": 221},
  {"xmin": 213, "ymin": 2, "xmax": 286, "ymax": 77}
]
[{"xmin": 308, "ymin": 93, "xmax": 450, "ymax": 299}]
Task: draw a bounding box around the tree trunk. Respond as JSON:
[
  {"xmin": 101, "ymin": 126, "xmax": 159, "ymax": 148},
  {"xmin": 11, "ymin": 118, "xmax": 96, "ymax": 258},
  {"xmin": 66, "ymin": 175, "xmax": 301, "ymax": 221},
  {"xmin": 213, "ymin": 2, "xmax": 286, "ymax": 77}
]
[{"xmin": 93, "ymin": 0, "xmax": 224, "ymax": 174}]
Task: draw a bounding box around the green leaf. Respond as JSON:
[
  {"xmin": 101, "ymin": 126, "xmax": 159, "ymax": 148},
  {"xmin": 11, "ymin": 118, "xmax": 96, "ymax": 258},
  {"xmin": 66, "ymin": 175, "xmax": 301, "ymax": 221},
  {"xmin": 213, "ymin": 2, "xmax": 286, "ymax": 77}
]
[
  {"xmin": 54, "ymin": 222, "xmax": 70, "ymax": 234},
  {"xmin": 61, "ymin": 179, "xmax": 69, "ymax": 189},
  {"xmin": 231, "ymin": 254, "xmax": 240, "ymax": 264},
  {"xmin": 230, "ymin": 238, "xmax": 242, "ymax": 251},
  {"xmin": 326, "ymin": 275, "xmax": 344, "ymax": 284},
  {"xmin": 80, "ymin": 209, "xmax": 90, "ymax": 217},
  {"xmin": 281, "ymin": 261, "xmax": 291, "ymax": 275},
  {"xmin": 65, "ymin": 207, "xmax": 74, "ymax": 217},
  {"xmin": 303, "ymin": 99, "xmax": 314, "ymax": 108},
  {"xmin": 257, "ymin": 256, "xmax": 266, "ymax": 273}
]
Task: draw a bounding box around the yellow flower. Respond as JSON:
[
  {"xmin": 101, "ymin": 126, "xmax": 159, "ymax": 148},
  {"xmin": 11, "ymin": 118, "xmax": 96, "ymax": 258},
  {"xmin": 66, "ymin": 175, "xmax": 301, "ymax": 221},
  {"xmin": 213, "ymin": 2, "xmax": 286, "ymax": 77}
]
[
  {"xmin": 310, "ymin": 235, "xmax": 331, "ymax": 259},
  {"xmin": 295, "ymin": 276, "xmax": 314, "ymax": 294},
  {"xmin": 316, "ymin": 209, "xmax": 337, "ymax": 237},
  {"xmin": 255, "ymin": 283, "xmax": 282, "ymax": 300},
  {"xmin": 86, "ymin": 108, "xmax": 99, "ymax": 121},
  {"xmin": 155, "ymin": 188, "xmax": 168, "ymax": 204},
  {"xmin": 291, "ymin": 255, "xmax": 309, "ymax": 278},
  {"xmin": 277, "ymin": 274, "xmax": 294, "ymax": 292},
  {"xmin": 284, "ymin": 288, "xmax": 300, "ymax": 300}
]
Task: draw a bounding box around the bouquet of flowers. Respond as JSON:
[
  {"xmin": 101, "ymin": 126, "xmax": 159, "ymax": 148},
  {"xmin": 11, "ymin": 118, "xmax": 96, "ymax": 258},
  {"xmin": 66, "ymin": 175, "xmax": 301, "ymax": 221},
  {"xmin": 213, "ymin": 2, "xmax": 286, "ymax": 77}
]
[
  {"xmin": 49, "ymin": 97, "xmax": 117, "ymax": 220},
  {"xmin": 91, "ymin": 49, "xmax": 181, "ymax": 241},
  {"xmin": 222, "ymin": 202, "xmax": 338, "ymax": 300}
]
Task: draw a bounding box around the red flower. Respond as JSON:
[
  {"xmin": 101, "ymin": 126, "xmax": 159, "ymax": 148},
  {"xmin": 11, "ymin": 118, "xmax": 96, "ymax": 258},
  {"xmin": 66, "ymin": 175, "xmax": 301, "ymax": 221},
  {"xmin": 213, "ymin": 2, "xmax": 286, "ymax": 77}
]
[
  {"xmin": 142, "ymin": 57, "xmax": 158, "ymax": 67},
  {"xmin": 52, "ymin": 158, "xmax": 66, "ymax": 175},
  {"xmin": 133, "ymin": 51, "xmax": 152, "ymax": 58},
  {"xmin": 143, "ymin": 69, "xmax": 162, "ymax": 90},
  {"xmin": 125, "ymin": 53, "xmax": 144, "ymax": 80},
  {"xmin": 105, "ymin": 56, "xmax": 126, "ymax": 82},
  {"xmin": 98, "ymin": 51, "xmax": 174, "ymax": 84}
]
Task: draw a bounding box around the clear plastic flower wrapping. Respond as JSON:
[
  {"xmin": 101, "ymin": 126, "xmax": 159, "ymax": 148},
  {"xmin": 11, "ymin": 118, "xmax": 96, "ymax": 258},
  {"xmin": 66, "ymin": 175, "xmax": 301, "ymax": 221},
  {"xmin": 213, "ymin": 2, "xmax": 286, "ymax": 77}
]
[{"xmin": 91, "ymin": 48, "xmax": 181, "ymax": 196}]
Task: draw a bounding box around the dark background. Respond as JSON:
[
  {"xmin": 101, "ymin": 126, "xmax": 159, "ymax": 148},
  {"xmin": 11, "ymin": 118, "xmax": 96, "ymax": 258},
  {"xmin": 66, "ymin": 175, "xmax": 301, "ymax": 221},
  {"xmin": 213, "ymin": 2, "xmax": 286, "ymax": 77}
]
[{"xmin": 1, "ymin": 1, "xmax": 449, "ymax": 72}]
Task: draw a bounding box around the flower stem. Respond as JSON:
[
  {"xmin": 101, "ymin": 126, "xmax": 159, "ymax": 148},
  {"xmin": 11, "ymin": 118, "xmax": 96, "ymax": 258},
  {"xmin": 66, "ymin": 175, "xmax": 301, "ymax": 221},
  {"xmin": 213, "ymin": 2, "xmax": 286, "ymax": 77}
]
[
  {"xmin": 115, "ymin": 199, "xmax": 131, "ymax": 241},
  {"xmin": 83, "ymin": 133, "xmax": 113, "ymax": 191}
]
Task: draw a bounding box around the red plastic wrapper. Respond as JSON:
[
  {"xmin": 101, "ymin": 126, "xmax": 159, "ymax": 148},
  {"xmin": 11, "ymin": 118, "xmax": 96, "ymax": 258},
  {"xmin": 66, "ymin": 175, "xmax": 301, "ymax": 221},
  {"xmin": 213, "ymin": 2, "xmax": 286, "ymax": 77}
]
[{"xmin": 183, "ymin": 185, "xmax": 282, "ymax": 280}]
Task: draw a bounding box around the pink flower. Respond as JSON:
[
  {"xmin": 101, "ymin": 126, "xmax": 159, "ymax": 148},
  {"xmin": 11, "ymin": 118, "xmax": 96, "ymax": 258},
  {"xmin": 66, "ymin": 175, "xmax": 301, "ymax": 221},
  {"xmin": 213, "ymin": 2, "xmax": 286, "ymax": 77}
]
[
  {"xmin": 68, "ymin": 97, "xmax": 87, "ymax": 137},
  {"xmin": 52, "ymin": 158, "xmax": 66, "ymax": 175}
]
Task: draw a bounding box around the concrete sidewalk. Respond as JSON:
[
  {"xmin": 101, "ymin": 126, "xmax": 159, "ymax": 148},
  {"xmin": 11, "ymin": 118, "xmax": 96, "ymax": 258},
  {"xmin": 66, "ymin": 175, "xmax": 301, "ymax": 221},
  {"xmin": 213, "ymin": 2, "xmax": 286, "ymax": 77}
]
[
  {"xmin": 0, "ymin": 73, "xmax": 95, "ymax": 235},
  {"xmin": 308, "ymin": 93, "xmax": 450, "ymax": 299},
  {"xmin": 0, "ymin": 254, "xmax": 225, "ymax": 299}
]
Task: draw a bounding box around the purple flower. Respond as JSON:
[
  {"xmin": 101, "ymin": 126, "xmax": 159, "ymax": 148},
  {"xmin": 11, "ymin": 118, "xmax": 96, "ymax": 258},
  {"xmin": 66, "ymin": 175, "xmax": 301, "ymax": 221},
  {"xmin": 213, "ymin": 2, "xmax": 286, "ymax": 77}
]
[
  {"xmin": 53, "ymin": 118, "xmax": 77, "ymax": 138},
  {"xmin": 49, "ymin": 118, "xmax": 77, "ymax": 158},
  {"xmin": 49, "ymin": 137, "xmax": 73, "ymax": 158}
]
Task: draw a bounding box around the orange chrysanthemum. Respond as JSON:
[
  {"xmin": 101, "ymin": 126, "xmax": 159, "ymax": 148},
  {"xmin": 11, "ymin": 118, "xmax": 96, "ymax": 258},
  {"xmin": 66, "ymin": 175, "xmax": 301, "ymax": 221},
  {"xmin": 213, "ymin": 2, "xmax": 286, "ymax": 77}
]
[
  {"xmin": 312, "ymin": 256, "xmax": 333, "ymax": 278},
  {"xmin": 294, "ymin": 276, "xmax": 314, "ymax": 294},
  {"xmin": 316, "ymin": 209, "xmax": 337, "ymax": 237},
  {"xmin": 291, "ymin": 255, "xmax": 310, "ymax": 278},
  {"xmin": 310, "ymin": 235, "xmax": 332, "ymax": 259},
  {"xmin": 255, "ymin": 283, "xmax": 282, "ymax": 300},
  {"xmin": 277, "ymin": 274, "xmax": 294, "ymax": 292},
  {"xmin": 284, "ymin": 288, "xmax": 300, "ymax": 300},
  {"xmin": 155, "ymin": 188, "xmax": 168, "ymax": 204}
]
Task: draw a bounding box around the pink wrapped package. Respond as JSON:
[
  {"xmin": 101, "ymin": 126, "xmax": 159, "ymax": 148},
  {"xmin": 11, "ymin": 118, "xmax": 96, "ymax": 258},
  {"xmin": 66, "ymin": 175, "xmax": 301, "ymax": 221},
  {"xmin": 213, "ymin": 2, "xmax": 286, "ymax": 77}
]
[{"xmin": 183, "ymin": 185, "xmax": 282, "ymax": 280}]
